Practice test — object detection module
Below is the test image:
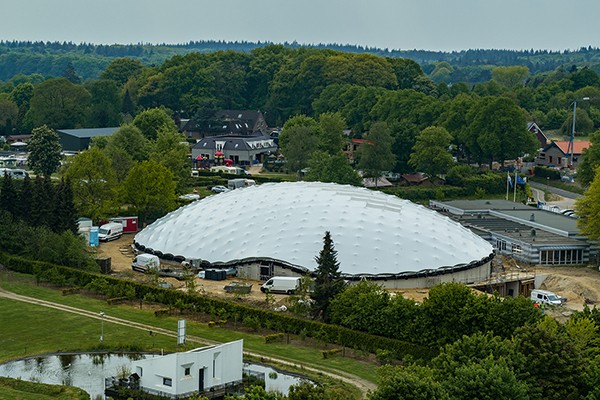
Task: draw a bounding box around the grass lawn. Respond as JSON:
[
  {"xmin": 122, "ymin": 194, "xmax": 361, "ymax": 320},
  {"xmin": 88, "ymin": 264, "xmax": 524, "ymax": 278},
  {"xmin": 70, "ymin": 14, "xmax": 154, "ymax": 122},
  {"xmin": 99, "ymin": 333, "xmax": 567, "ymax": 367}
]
[
  {"xmin": 0, "ymin": 272, "xmax": 378, "ymax": 387},
  {"xmin": 0, "ymin": 377, "xmax": 88, "ymax": 400}
]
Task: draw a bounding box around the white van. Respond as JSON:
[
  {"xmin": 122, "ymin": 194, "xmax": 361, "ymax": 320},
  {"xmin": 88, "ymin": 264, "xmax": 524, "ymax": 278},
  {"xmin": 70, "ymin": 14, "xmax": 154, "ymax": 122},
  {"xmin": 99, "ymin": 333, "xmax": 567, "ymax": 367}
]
[
  {"xmin": 531, "ymin": 289, "xmax": 564, "ymax": 306},
  {"xmin": 98, "ymin": 222, "xmax": 123, "ymax": 242},
  {"xmin": 132, "ymin": 253, "xmax": 160, "ymax": 272},
  {"xmin": 261, "ymin": 277, "xmax": 301, "ymax": 294}
]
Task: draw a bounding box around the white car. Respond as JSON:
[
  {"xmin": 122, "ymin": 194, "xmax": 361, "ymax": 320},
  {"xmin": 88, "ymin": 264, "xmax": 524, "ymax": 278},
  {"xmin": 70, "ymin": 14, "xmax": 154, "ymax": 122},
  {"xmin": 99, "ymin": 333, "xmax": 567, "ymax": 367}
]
[{"xmin": 211, "ymin": 185, "xmax": 230, "ymax": 193}]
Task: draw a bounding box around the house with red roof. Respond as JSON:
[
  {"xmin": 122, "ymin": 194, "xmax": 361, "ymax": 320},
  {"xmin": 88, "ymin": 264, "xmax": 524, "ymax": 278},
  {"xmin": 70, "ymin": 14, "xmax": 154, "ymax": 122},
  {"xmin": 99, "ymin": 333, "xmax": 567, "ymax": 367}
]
[{"xmin": 536, "ymin": 140, "xmax": 591, "ymax": 168}]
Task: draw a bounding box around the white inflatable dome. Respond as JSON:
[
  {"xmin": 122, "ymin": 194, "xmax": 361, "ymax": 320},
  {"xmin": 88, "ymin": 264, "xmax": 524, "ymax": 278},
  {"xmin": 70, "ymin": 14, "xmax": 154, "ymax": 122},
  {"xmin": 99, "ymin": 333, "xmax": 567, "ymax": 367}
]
[{"xmin": 134, "ymin": 182, "xmax": 493, "ymax": 277}]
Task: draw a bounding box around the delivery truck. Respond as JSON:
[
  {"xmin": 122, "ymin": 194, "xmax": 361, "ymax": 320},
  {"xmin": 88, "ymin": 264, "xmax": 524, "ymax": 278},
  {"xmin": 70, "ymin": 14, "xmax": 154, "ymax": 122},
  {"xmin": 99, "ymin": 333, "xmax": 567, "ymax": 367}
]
[
  {"xmin": 260, "ymin": 276, "xmax": 301, "ymax": 294},
  {"xmin": 98, "ymin": 222, "xmax": 123, "ymax": 242}
]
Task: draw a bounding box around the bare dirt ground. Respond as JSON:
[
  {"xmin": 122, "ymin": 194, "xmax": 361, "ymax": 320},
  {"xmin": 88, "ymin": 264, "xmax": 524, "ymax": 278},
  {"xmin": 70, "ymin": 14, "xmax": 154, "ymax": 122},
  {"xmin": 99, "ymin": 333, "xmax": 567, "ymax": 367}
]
[
  {"xmin": 534, "ymin": 266, "xmax": 600, "ymax": 312},
  {"xmin": 97, "ymin": 236, "xmax": 600, "ymax": 319},
  {"xmin": 96, "ymin": 235, "xmax": 290, "ymax": 306}
]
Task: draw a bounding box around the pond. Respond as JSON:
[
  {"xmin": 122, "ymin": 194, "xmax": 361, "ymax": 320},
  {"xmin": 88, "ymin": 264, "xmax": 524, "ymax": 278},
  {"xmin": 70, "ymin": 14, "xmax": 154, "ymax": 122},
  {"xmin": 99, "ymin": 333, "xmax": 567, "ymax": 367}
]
[{"xmin": 0, "ymin": 352, "xmax": 310, "ymax": 399}]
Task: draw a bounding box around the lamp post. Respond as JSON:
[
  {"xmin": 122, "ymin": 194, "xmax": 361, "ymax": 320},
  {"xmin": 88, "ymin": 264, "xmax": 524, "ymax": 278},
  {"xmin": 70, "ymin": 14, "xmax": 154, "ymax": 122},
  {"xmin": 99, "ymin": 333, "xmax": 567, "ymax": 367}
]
[
  {"xmin": 569, "ymin": 97, "xmax": 590, "ymax": 167},
  {"xmin": 100, "ymin": 312, "xmax": 105, "ymax": 343}
]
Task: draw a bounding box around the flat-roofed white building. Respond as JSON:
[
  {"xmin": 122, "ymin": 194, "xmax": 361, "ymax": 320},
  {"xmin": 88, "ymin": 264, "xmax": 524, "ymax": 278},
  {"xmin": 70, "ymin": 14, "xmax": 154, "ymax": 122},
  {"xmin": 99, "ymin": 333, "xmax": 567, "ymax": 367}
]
[{"xmin": 134, "ymin": 340, "xmax": 243, "ymax": 398}]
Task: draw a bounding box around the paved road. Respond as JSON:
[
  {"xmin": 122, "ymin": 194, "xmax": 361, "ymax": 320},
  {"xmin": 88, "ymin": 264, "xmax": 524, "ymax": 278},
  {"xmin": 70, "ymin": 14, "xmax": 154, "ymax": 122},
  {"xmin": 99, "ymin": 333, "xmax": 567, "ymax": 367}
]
[
  {"xmin": 529, "ymin": 181, "xmax": 582, "ymax": 199},
  {"xmin": 0, "ymin": 287, "xmax": 376, "ymax": 397}
]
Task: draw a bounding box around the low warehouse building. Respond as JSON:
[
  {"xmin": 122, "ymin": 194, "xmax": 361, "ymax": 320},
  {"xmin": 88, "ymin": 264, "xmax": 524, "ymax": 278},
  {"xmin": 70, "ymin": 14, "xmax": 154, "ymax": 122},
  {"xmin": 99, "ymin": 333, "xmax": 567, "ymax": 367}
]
[{"xmin": 134, "ymin": 182, "xmax": 494, "ymax": 289}]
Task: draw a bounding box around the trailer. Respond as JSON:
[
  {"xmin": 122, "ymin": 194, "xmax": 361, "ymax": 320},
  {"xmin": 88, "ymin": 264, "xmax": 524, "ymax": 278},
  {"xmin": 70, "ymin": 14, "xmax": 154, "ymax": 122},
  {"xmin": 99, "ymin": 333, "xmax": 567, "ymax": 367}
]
[{"xmin": 109, "ymin": 216, "xmax": 139, "ymax": 233}]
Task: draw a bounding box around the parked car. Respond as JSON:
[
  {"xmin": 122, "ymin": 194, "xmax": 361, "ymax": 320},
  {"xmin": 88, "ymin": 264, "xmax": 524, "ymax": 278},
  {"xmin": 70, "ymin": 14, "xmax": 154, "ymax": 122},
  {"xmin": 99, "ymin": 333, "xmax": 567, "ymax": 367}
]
[
  {"xmin": 211, "ymin": 185, "xmax": 230, "ymax": 193},
  {"xmin": 531, "ymin": 289, "xmax": 565, "ymax": 306}
]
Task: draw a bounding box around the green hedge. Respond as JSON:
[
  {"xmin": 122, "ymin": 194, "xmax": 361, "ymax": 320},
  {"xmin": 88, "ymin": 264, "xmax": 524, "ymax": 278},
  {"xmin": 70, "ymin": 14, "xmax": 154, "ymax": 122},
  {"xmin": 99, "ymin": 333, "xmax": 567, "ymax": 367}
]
[
  {"xmin": 0, "ymin": 253, "xmax": 437, "ymax": 361},
  {"xmin": 534, "ymin": 166, "xmax": 561, "ymax": 180}
]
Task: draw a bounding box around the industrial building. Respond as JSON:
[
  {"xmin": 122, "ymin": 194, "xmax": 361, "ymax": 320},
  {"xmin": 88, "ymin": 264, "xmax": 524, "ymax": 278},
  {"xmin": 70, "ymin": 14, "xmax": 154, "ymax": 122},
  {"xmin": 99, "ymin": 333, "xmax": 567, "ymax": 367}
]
[
  {"xmin": 134, "ymin": 182, "xmax": 494, "ymax": 289},
  {"xmin": 429, "ymin": 199, "xmax": 595, "ymax": 266}
]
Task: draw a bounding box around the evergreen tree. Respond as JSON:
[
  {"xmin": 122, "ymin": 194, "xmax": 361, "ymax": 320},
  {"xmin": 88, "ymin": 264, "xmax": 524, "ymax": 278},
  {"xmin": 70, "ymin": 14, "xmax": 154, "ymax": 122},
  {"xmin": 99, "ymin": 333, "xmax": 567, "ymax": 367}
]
[
  {"xmin": 54, "ymin": 177, "xmax": 78, "ymax": 234},
  {"xmin": 28, "ymin": 125, "xmax": 62, "ymax": 176},
  {"xmin": 311, "ymin": 231, "xmax": 346, "ymax": 322},
  {"xmin": 30, "ymin": 175, "xmax": 55, "ymax": 228},
  {"xmin": 0, "ymin": 173, "xmax": 18, "ymax": 216},
  {"xmin": 63, "ymin": 61, "xmax": 81, "ymax": 84},
  {"xmin": 16, "ymin": 174, "xmax": 33, "ymax": 223}
]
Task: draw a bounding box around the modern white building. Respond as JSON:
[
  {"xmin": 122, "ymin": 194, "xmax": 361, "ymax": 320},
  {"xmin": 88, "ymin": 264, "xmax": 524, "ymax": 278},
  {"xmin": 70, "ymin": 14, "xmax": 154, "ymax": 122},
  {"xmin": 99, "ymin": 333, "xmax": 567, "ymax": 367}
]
[
  {"xmin": 133, "ymin": 340, "xmax": 243, "ymax": 398},
  {"xmin": 134, "ymin": 182, "xmax": 494, "ymax": 288}
]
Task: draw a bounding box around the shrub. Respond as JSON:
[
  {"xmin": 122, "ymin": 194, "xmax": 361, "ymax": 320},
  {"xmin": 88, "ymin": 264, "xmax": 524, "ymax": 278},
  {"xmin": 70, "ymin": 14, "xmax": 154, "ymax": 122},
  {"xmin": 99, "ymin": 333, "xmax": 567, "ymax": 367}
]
[
  {"xmin": 322, "ymin": 348, "xmax": 343, "ymax": 359},
  {"xmin": 264, "ymin": 333, "xmax": 285, "ymax": 344}
]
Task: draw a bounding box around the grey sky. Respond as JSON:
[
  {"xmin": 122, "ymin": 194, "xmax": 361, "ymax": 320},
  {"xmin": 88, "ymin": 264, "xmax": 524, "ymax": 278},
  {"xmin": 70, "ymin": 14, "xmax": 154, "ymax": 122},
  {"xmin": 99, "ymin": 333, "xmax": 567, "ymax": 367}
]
[{"xmin": 2, "ymin": 0, "xmax": 599, "ymax": 51}]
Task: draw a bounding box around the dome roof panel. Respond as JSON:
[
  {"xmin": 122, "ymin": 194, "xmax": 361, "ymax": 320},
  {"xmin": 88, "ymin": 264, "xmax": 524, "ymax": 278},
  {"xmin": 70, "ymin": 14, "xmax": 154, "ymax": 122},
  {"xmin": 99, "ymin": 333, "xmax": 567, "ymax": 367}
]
[{"xmin": 134, "ymin": 182, "xmax": 493, "ymax": 275}]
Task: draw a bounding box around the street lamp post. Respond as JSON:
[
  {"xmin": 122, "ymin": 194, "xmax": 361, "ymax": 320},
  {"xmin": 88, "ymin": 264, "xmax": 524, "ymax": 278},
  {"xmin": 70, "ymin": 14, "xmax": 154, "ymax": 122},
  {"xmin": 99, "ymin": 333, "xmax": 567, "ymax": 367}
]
[
  {"xmin": 100, "ymin": 312, "xmax": 105, "ymax": 343},
  {"xmin": 569, "ymin": 97, "xmax": 590, "ymax": 167}
]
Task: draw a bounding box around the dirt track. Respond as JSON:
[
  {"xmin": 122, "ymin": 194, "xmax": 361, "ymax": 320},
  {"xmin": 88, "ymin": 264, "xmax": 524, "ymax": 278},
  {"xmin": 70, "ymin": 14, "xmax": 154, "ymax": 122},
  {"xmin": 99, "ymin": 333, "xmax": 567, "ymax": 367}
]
[{"xmin": 534, "ymin": 266, "xmax": 600, "ymax": 312}]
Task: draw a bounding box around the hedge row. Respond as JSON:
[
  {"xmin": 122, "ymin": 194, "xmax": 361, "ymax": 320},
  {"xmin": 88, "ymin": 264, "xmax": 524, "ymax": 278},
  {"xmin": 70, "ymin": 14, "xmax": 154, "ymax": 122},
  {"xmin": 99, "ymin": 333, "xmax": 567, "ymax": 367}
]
[
  {"xmin": 380, "ymin": 185, "xmax": 469, "ymax": 201},
  {"xmin": 0, "ymin": 253, "xmax": 437, "ymax": 361},
  {"xmin": 534, "ymin": 166, "xmax": 561, "ymax": 180}
]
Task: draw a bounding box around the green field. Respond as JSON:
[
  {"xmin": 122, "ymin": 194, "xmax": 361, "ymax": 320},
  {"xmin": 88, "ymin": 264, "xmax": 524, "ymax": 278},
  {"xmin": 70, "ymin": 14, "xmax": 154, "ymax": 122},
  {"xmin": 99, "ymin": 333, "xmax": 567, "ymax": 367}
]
[{"xmin": 0, "ymin": 271, "xmax": 374, "ymax": 397}]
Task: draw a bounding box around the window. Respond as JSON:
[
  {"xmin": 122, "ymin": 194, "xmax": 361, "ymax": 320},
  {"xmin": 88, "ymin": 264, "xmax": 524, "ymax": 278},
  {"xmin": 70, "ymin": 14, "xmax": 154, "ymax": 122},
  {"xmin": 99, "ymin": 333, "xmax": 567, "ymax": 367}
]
[
  {"xmin": 184, "ymin": 367, "xmax": 191, "ymax": 376},
  {"xmin": 163, "ymin": 377, "xmax": 172, "ymax": 387}
]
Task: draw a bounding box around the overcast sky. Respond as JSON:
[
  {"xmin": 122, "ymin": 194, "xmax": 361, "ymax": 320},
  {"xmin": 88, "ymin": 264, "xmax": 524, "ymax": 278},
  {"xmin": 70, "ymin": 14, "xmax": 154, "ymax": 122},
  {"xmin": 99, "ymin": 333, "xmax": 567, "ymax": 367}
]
[{"xmin": 2, "ymin": 0, "xmax": 599, "ymax": 52}]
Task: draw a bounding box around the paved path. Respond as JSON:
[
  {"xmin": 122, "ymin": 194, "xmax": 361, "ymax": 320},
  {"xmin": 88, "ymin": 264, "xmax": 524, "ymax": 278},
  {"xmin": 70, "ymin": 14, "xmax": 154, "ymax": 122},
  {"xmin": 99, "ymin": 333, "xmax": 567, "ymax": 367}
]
[
  {"xmin": 0, "ymin": 287, "xmax": 376, "ymax": 397},
  {"xmin": 529, "ymin": 181, "xmax": 582, "ymax": 199}
]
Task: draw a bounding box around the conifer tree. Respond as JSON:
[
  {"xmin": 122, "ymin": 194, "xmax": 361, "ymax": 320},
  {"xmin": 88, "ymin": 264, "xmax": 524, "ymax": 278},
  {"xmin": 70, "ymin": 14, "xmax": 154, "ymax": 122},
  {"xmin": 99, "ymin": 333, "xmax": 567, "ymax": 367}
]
[
  {"xmin": 55, "ymin": 177, "xmax": 78, "ymax": 234},
  {"xmin": 311, "ymin": 231, "xmax": 346, "ymax": 322},
  {"xmin": 16, "ymin": 174, "xmax": 33, "ymax": 223},
  {"xmin": 0, "ymin": 172, "xmax": 17, "ymax": 216}
]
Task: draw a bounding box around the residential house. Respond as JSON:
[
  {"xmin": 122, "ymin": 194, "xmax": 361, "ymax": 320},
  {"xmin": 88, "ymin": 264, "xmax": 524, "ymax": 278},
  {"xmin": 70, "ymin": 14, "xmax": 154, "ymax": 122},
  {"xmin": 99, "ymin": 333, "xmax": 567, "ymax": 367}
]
[
  {"xmin": 56, "ymin": 127, "xmax": 119, "ymax": 151},
  {"xmin": 192, "ymin": 134, "xmax": 277, "ymax": 166},
  {"xmin": 133, "ymin": 340, "xmax": 243, "ymax": 399},
  {"xmin": 181, "ymin": 110, "xmax": 267, "ymax": 139},
  {"xmin": 527, "ymin": 122, "xmax": 548, "ymax": 149},
  {"xmin": 536, "ymin": 140, "xmax": 591, "ymax": 168}
]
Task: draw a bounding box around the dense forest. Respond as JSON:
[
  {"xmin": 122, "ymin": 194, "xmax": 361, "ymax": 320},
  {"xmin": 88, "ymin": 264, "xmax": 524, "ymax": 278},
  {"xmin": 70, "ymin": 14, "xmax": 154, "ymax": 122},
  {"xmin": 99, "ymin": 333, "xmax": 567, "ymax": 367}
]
[{"xmin": 3, "ymin": 40, "xmax": 600, "ymax": 83}]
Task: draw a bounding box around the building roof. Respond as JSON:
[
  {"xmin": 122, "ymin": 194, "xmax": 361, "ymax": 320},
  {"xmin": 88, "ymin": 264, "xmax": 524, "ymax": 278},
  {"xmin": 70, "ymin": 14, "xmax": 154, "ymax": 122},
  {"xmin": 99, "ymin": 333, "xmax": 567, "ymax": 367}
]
[
  {"xmin": 544, "ymin": 140, "xmax": 591, "ymax": 155},
  {"xmin": 431, "ymin": 199, "xmax": 532, "ymax": 213},
  {"xmin": 447, "ymin": 212, "xmax": 586, "ymax": 247},
  {"xmin": 431, "ymin": 199, "xmax": 581, "ymax": 237},
  {"xmin": 192, "ymin": 134, "xmax": 276, "ymax": 152},
  {"xmin": 134, "ymin": 182, "xmax": 493, "ymax": 276},
  {"xmin": 56, "ymin": 127, "xmax": 119, "ymax": 139}
]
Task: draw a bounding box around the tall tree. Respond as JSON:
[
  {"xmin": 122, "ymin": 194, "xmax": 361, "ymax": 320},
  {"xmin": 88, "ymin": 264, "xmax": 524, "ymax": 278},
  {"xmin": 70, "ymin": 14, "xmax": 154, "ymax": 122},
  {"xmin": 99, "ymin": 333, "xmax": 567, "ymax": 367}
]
[
  {"xmin": 317, "ymin": 112, "xmax": 346, "ymax": 155},
  {"xmin": 357, "ymin": 121, "xmax": 396, "ymax": 184},
  {"xmin": 409, "ymin": 126, "xmax": 455, "ymax": 176},
  {"xmin": 305, "ymin": 151, "xmax": 362, "ymax": 186},
  {"xmin": 0, "ymin": 97, "xmax": 19, "ymax": 134},
  {"xmin": 311, "ymin": 231, "xmax": 345, "ymax": 322},
  {"xmin": 0, "ymin": 172, "xmax": 17, "ymax": 216},
  {"xmin": 62, "ymin": 61, "xmax": 81, "ymax": 84},
  {"xmin": 466, "ymin": 97, "xmax": 538, "ymax": 167},
  {"xmin": 107, "ymin": 124, "xmax": 148, "ymax": 162},
  {"xmin": 15, "ymin": 174, "xmax": 33, "ymax": 222},
  {"xmin": 54, "ymin": 177, "xmax": 78, "ymax": 234},
  {"xmin": 577, "ymin": 130, "xmax": 600, "ymax": 186},
  {"xmin": 133, "ymin": 107, "xmax": 177, "ymax": 141},
  {"xmin": 30, "ymin": 175, "xmax": 55, "ymax": 228},
  {"xmin": 85, "ymin": 79, "xmax": 122, "ymax": 127},
  {"xmin": 148, "ymin": 128, "xmax": 189, "ymax": 191},
  {"xmin": 368, "ymin": 365, "xmax": 449, "ymax": 400},
  {"xmin": 123, "ymin": 160, "xmax": 177, "ymax": 223},
  {"xmin": 28, "ymin": 78, "xmax": 91, "ymax": 129},
  {"xmin": 491, "ymin": 66, "xmax": 529, "ymax": 89},
  {"xmin": 63, "ymin": 147, "xmax": 118, "ymax": 221},
  {"xmin": 100, "ymin": 58, "xmax": 144, "ymax": 86},
  {"xmin": 28, "ymin": 125, "xmax": 62, "ymax": 176}
]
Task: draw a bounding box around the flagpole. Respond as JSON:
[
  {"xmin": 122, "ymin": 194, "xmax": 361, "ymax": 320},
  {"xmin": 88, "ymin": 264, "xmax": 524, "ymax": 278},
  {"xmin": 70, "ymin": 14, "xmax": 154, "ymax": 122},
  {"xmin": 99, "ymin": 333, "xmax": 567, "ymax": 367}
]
[
  {"xmin": 513, "ymin": 171, "xmax": 518, "ymax": 202},
  {"xmin": 506, "ymin": 172, "xmax": 509, "ymax": 200}
]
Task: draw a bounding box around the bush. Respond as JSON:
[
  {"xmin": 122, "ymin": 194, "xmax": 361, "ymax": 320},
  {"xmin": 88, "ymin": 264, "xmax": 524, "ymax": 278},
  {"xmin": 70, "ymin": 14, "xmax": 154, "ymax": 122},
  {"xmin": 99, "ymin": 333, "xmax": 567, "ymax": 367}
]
[
  {"xmin": 322, "ymin": 348, "xmax": 343, "ymax": 359},
  {"xmin": 264, "ymin": 333, "xmax": 285, "ymax": 344}
]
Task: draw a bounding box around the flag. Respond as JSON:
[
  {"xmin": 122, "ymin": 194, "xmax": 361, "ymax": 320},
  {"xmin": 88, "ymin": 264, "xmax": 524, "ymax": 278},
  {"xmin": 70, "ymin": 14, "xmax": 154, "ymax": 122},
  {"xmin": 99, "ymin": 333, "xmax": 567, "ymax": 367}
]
[
  {"xmin": 507, "ymin": 173, "xmax": 513, "ymax": 188},
  {"xmin": 516, "ymin": 173, "xmax": 526, "ymax": 186}
]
